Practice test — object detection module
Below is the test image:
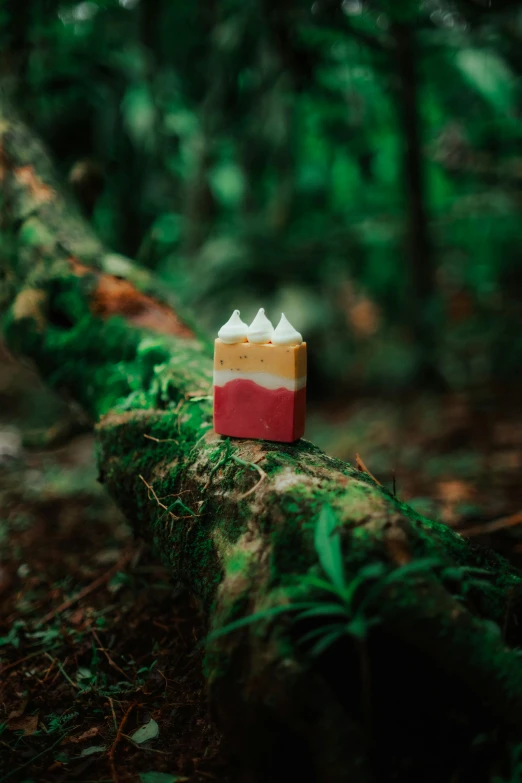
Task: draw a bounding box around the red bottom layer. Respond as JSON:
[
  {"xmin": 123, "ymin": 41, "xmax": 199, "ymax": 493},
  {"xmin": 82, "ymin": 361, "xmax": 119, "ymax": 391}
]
[{"xmin": 214, "ymin": 379, "xmax": 306, "ymax": 443}]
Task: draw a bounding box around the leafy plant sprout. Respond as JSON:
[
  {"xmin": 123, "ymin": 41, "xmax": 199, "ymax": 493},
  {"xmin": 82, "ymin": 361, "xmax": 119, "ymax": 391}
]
[{"xmin": 207, "ymin": 504, "xmax": 496, "ymax": 659}]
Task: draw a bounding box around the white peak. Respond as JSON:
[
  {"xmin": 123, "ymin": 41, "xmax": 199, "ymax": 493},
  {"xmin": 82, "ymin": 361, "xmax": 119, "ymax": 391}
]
[
  {"xmin": 246, "ymin": 308, "xmax": 274, "ymax": 344},
  {"xmin": 218, "ymin": 309, "xmax": 248, "ymax": 344},
  {"xmin": 272, "ymin": 313, "xmax": 303, "ymax": 346}
]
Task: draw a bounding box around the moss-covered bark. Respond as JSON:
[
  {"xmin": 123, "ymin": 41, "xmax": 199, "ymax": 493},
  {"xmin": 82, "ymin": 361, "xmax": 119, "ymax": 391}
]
[{"xmin": 3, "ymin": 111, "xmax": 522, "ymax": 782}]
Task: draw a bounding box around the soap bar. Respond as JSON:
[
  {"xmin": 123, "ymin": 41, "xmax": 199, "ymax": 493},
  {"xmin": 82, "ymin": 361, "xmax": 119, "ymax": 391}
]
[{"xmin": 213, "ymin": 340, "xmax": 307, "ymax": 442}]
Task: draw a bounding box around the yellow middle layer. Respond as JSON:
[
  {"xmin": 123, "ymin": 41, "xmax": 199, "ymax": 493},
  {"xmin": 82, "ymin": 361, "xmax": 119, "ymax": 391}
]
[{"xmin": 214, "ymin": 339, "xmax": 307, "ymax": 380}]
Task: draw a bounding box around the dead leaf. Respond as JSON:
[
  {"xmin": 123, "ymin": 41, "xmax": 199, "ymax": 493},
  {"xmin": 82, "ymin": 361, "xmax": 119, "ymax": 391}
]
[
  {"xmin": 8, "ymin": 698, "xmax": 28, "ymax": 720},
  {"xmin": 437, "ymin": 480, "xmax": 474, "ymax": 505},
  {"xmin": 355, "ymin": 453, "xmax": 382, "ymax": 486},
  {"xmin": 348, "ymin": 297, "xmax": 380, "ymax": 337},
  {"xmin": 437, "ymin": 480, "xmax": 475, "ymax": 525},
  {"xmin": 68, "ymin": 258, "xmax": 193, "ymax": 338},
  {"xmin": 65, "ymin": 726, "xmax": 100, "ymax": 744},
  {"xmin": 69, "ymin": 608, "xmax": 85, "ymax": 626},
  {"xmin": 8, "ymin": 713, "xmax": 38, "ymax": 735},
  {"xmin": 79, "ymin": 744, "xmax": 106, "ymax": 757},
  {"xmin": 130, "ymin": 718, "xmax": 159, "ymax": 744}
]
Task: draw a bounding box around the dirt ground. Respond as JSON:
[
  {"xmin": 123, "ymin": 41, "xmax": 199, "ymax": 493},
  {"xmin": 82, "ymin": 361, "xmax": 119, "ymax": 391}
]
[
  {"xmin": 2, "ymin": 340, "xmax": 522, "ymax": 782},
  {"xmin": 0, "ymin": 345, "xmax": 229, "ymax": 783}
]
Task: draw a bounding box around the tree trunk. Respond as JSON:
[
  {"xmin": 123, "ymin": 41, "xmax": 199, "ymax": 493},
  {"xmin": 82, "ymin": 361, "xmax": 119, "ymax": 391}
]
[
  {"xmin": 391, "ymin": 21, "xmax": 441, "ymax": 387},
  {"xmin": 2, "ymin": 112, "xmax": 522, "ymax": 782}
]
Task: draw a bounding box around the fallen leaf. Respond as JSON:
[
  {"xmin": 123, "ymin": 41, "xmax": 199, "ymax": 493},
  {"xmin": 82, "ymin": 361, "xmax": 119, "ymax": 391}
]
[
  {"xmin": 437, "ymin": 479, "xmax": 475, "ymax": 525},
  {"xmin": 79, "ymin": 745, "xmax": 106, "ymax": 757},
  {"xmin": 130, "ymin": 718, "xmax": 159, "ymax": 744},
  {"xmin": 437, "ymin": 480, "xmax": 474, "ymax": 505},
  {"xmin": 65, "ymin": 726, "xmax": 100, "ymax": 744},
  {"xmin": 8, "ymin": 698, "xmax": 28, "ymax": 720},
  {"xmin": 8, "ymin": 713, "xmax": 38, "ymax": 735},
  {"xmin": 69, "ymin": 608, "xmax": 85, "ymax": 626},
  {"xmin": 348, "ymin": 297, "xmax": 380, "ymax": 337}
]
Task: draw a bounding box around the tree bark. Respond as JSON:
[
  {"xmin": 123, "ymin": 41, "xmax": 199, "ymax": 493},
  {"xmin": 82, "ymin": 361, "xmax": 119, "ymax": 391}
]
[{"xmin": 2, "ymin": 112, "xmax": 522, "ymax": 782}]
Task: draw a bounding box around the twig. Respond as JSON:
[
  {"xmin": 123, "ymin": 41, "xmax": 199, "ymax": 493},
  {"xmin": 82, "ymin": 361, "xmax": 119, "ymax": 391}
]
[
  {"xmin": 356, "ymin": 453, "xmax": 382, "ymax": 486},
  {"xmin": 140, "ymin": 474, "xmax": 171, "ymax": 514},
  {"xmin": 0, "ymin": 649, "xmax": 44, "ymax": 676},
  {"xmin": 0, "ymin": 733, "xmax": 68, "ymax": 782},
  {"xmin": 39, "ymin": 547, "xmax": 135, "ymax": 626},
  {"xmin": 109, "ymin": 701, "xmax": 136, "ymax": 783},
  {"xmin": 42, "ymin": 656, "xmax": 57, "ymax": 684},
  {"xmin": 139, "ymin": 474, "xmax": 194, "ymax": 519},
  {"xmin": 144, "ymin": 433, "xmax": 179, "ymax": 445},
  {"xmin": 44, "ymin": 652, "xmax": 79, "ymax": 690},
  {"xmin": 232, "ymin": 455, "xmax": 268, "ymax": 499},
  {"xmin": 108, "ymin": 697, "xmax": 118, "ymax": 731},
  {"xmin": 157, "ymin": 488, "xmax": 198, "ymax": 517},
  {"xmin": 92, "ymin": 629, "xmax": 131, "ymax": 682},
  {"xmin": 459, "ymin": 510, "xmax": 522, "ymax": 538}
]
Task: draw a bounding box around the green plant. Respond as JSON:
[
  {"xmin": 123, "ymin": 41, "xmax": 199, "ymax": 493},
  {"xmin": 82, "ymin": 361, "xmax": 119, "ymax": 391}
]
[{"xmin": 206, "ymin": 504, "xmax": 446, "ymax": 657}]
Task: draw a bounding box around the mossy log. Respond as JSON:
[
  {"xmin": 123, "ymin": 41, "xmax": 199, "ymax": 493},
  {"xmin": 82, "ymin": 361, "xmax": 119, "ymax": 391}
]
[{"xmin": 3, "ymin": 113, "xmax": 522, "ymax": 783}]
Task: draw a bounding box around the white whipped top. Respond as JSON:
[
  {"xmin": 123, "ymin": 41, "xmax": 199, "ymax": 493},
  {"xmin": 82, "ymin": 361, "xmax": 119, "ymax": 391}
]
[
  {"xmin": 272, "ymin": 313, "xmax": 303, "ymax": 346},
  {"xmin": 218, "ymin": 310, "xmax": 248, "ymax": 344},
  {"xmin": 246, "ymin": 308, "xmax": 274, "ymax": 344}
]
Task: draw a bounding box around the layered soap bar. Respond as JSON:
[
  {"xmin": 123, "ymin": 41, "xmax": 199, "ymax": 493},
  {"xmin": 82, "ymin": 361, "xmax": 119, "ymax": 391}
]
[{"xmin": 213, "ymin": 340, "xmax": 307, "ymax": 443}]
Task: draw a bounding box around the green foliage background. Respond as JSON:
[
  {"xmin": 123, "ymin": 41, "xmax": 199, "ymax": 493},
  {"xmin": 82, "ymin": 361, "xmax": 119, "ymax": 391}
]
[{"xmin": 3, "ymin": 0, "xmax": 522, "ymax": 394}]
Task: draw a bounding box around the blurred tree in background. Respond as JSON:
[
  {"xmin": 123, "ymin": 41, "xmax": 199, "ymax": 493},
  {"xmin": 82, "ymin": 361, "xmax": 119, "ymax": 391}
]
[{"xmin": 2, "ymin": 0, "xmax": 522, "ymax": 395}]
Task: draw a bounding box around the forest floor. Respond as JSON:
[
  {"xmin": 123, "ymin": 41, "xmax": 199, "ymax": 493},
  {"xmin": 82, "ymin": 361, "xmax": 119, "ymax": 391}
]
[{"xmin": 2, "ymin": 342, "xmax": 522, "ymax": 782}]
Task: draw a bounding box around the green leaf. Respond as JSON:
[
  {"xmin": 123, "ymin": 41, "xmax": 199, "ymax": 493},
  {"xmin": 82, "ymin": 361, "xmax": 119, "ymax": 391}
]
[
  {"xmin": 357, "ymin": 558, "xmax": 441, "ymax": 614},
  {"xmin": 122, "ymin": 83, "xmax": 156, "ymax": 149},
  {"xmin": 357, "ymin": 563, "xmax": 387, "ymax": 581},
  {"xmin": 297, "ymin": 623, "xmax": 345, "ymax": 647},
  {"xmin": 301, "ymin": 575, "xmax": 345, "ymax": 597},
  {"xmin": 314, "ymin": 505, "xmax": 345, "ymax": 592},
  {"xmin": 206, "ymin": 602, "xmax": 317, "ymax": 642},
  {"xmin": 79, "ymin": 745, "xmax": 106, "ymax": 757},
  {"xmin": 0, "ymin": 621, "xmax": 24, "ymax": 648},
  {"xmin": 456, "ymin": 49, "xmax": 514, "ymax": 115},
  {"xmin": 139, "ymin": 773, "xmax": 188, "ymax": 783},
  {"xmin": 130, "ymin": 718, "xmax": 159, "ymax": 744},
  {"xmin": 346, "ymin": 615, "xmax": 371, "ymax": 640},
  {"xmin": 382, "ymin": 558, "xmax": 440, "ymax": 584},
  {"xmin": 294, "ymin": 603, "xmax": 347, "ymax": 621},
  {"xmin": 309, "ymin": 629, "xmax": 346, "ymax": 657},
  {"xmin": 209, "ymin": 163, "xmax": 245, "ymax": 208}
]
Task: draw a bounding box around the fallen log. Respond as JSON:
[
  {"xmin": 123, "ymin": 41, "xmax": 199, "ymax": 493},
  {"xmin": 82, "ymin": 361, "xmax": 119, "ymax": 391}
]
[{"xmin": 2, "ymin": 112, "xmax": 522, "ymax": 782}]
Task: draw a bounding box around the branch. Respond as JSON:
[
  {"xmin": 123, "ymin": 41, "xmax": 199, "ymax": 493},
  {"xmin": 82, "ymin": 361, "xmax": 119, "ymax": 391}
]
[{"xmin": 2, "ymin": 110, "xmax": 522, "ymax": 781}]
